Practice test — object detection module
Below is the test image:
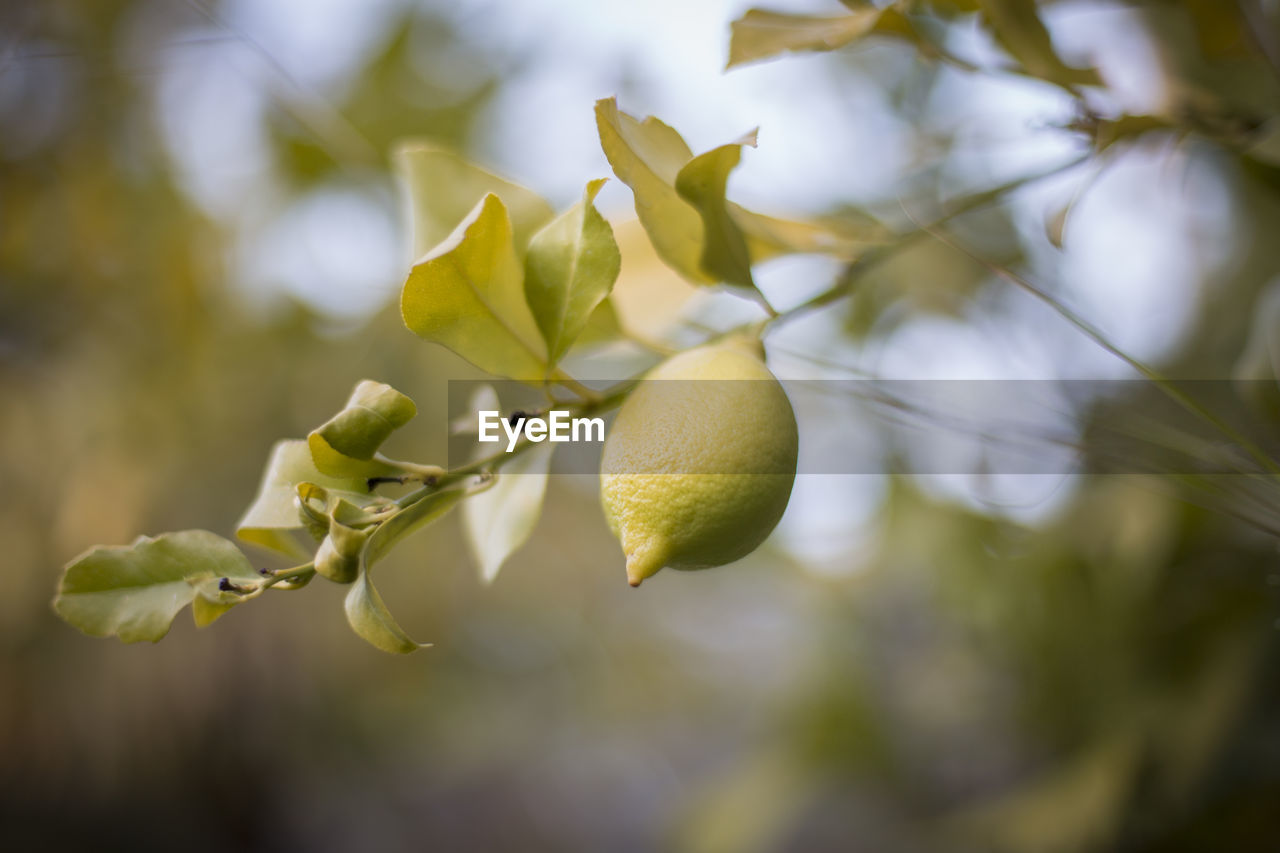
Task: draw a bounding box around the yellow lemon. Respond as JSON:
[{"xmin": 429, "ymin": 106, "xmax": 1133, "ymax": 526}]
[{"xmin": 600, "ymin": 336, "xmax": 798, "ymax": 586}]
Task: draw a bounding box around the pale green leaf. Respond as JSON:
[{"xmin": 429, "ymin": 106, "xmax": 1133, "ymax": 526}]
[
  {"xmin": 463, "ymin": 416, "xmax": 554, "ymax": 584},
  {"xmin": 978, "ymin": 0, "xmax": 1102, "ymax": 91},
  {"xmin": 236, "ymin": 439, "xmax": 383, "ymax": 558},
  {"xmin": 366, "ymin": 488, "xmax": 466, "ymax": 566},
  {"xmin": 308, "ymin": 380, "xmax": 417, "ymax": 478},
  {"xmin": 394, "ymin": 143, "xmax": 554, "ymax": 259},
  {"xmin": 402, "ymin": 193, "xmax": 549, "ymax": 381},
  {"xmin": 55, "ymin": 530, "xmax": 256, "ymax": 643},
  {"xmin": 726, "ymin": 8, "xmax": 884, "ymax": 69},
  {"xmin": 343, "ymin": 488, "xmax": 466, "ymax": 654},
  {"xmin": 344, "ymin": 568, "xmax": 422, "ymax": 654},
  {"xmin": 524, "ymin": 178, "xmax": 622, "ymax": 363},
  {"xmin": 595, "ymin": 97, "xmax": 712, "ymax": 284},
  {"xmin": 676, "ymin": 135, "xmax": 758, "ymax": 289}
]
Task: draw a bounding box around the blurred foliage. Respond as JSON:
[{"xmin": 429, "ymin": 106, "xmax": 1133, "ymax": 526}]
[{"xmin": 5, "ymin": 0, "xmax": 1280, "ymax": 851}]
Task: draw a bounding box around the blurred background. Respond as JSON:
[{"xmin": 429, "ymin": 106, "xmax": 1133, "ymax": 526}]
[{"xmin": 4, "ymin": 0, "xmax": 1280, "ymax": 849}]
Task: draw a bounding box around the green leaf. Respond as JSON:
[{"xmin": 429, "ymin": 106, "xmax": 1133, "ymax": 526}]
[
  {"xmin": 344, "ymin": 569, "xmax": 422, "ymax": 654},
  {"xmin": 524, "ymin": 179, "xmax": 622, "ymax": 364},
  {"xmin": 461, "ymin": 387, "xmax": 554, "ymax": 583},
  {"xmin": 344, "ymin": 488, "xmax": 466, "ymax": 654},
  {"xmin": 394, "ymin": 143, "xmax": 554, "ymax": 259},
  {"xmin": 402, "ymin": 193, "xmax": 549, "ymax": 381},
  {"xmin": 595, "ymin": 97, "xmax": 713, "ymax": 285},
  {"xmin": 726, "ymin": 7, "xmax": 885, "ymax": 69},
  {"xmin": 676, "ymin": 133, "xmax": 759, "ymax": 289},
  {"xmin": 55, "ymin": 530, "xmax": 257, "ymax": 643},
  {"xmin": 308, "ymin": 380, "xmax": 417, "ymax": 478},
  {"xmin": 366, "ymin": 488, "xmax": 466, "ymax": 567},
  {"xmin": 237, "ymin": 439, "xmax": 382, "ymax": 558},
  {"xmin": 977, "ymin": 0, "xmax": 1101, "ymax": 92}
]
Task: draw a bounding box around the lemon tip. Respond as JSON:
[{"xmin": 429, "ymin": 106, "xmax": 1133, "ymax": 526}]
[{"xmin": 625, "ymin": 548, "xmax": 665, "ymax": 587}]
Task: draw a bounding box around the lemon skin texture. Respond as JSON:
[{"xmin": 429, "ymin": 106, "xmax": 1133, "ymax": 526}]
[{"xmin": 600, "ymin": 337, "xmax": 798, "ymax": 586}]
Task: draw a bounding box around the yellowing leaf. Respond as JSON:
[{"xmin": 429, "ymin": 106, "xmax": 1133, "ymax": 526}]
[
  {"xmin": 726, "ymin": 7, "xmax": 884, "ymax": 69},
  {"xmin": 598, "ymin": 99, "xmax": 881, "ymax": 288},
  {"xmin": 308, "ymin": 380, "xmax": 417, "ymax": 478},
  {"xmin": 402, "ymin": 193, "xmax": 549, "ymax": 381},
  {"xmin": 55, "ymin": 530, "xmax": 258, "ymax": 643},
  {"xmin": 524, "ymin": 178, "xmax": 622, "ymax": 363},
  {"xmin": 676, "ymin": 134, "xmax": 760, "ymax": 289},
  {"xmin": 735, "ymin": 207, "xmax": 888, "ymax": 262},
  {"xmin": 394, "ymin": 143, "xmax": 554, "ymax": 259},
  {"xmin": 595, "ymin": 97, "xmax": 712, "ymax": 284}
]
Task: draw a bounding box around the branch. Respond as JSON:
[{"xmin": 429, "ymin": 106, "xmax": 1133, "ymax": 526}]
[{"xmin": 767, "ymin": 154, "xmax": 1090, "ymax": 329}]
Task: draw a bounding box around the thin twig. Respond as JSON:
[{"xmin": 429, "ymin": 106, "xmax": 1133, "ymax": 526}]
[{"xmin": 908, "ymin": 213, "xmax": 1280, "ymax": 478}]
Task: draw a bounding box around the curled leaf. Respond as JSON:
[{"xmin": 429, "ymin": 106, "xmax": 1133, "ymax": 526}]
[
  {"xmin": 344, "ymin": 567, "xmax": 423, "ymax": 655},
  {"xmin": 236, "ymin": 440, "xmax": 382, "ymax": 558},
  {"xmin": 344, "ymin": 488, "xmax": 467, "ymax": 654},
  {"xmin": 308, "ymin": 380, "xmax": 417, "ymax": 478}
]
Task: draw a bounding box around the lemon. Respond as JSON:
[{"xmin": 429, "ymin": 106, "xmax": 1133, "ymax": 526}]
[{"xmin": 600, "ymin": 335, "xmax": 798, "ymax": 586}]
